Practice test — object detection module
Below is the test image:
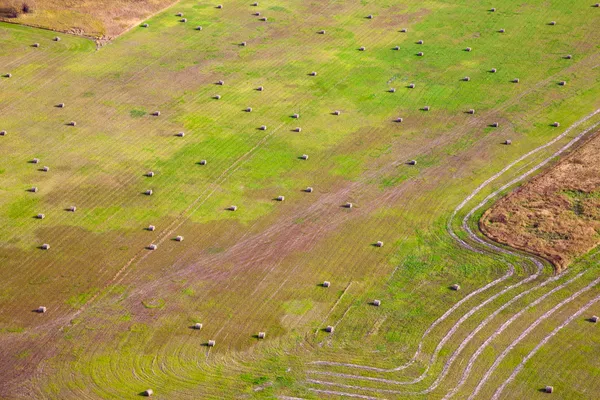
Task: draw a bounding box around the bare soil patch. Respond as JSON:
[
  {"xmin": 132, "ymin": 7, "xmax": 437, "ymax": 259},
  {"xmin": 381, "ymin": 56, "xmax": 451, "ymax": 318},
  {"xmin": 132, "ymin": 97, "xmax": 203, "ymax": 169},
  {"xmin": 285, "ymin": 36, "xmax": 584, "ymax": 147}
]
[
  {"xmin": 0, "ymin": 0, "xmax": 177, "ymax": 38},
  {"xmin": 481, "ymin": 131, "xmax": 600, "ymax": 271}
]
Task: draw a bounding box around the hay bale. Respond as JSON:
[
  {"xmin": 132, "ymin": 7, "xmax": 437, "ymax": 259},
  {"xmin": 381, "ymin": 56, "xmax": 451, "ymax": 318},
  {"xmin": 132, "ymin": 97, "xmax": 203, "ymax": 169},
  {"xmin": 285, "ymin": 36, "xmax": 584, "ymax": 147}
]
[
  {"xmin": 260, "ymin": 125, "xmax": 267, "ymax": 130},
  {"xmin": 54, "ymin": 36, "xmax": 61, "ymax": 41},
  {"xmin": 180, "ymin": 18, "xmax": 187, "ymax": 23},
  {"xmin": 344, "ymin": 202, "xmax": 353, "ymax": 208},
  {"xmin": 30, "ymin": 187, "xmax": 38, "ymax": 193},
  {"xmin": 199, "ymin": 159, "xmax": 207, "ymax": 165},
  {"xmin": 176, "ymin": 12, "xmax": 183, "ymax": 16},
  {"xmin": 207, "ymin": 340, "xmax": 216, "ymax": 346},
  {"xmin": 300, "ymin": 154, "xmax": 309, "ymax": 160},
  {"xmin": 193, "ymin": 323, "xmax": 203, "ymax": 330},
  {"xmin": 465, "ymin": 47, "xmax": 472, "ymax": 52},
  {"xmin": 333, "ymin": 110, "xmax": 341, "ymax": 115},
  {"xmin": 408, "ymin": 83, "xmax": 415, "ymax": 88},
  {"xmin": 564, "ymin": 54, "xmax": 572, "ymax": 59},
  {"xmin": 395, "ymin": 117, "xmax": 403, "ymax": 123},
  {"xmin": 367, "ymin": 14, "xmax": 373, "ymax": 19},
  {"xmin": 323, "ymin": 281, "xmax": 331, "ymax": 287},
  {"xmin": 252, "ymin": 1, "xmax": 258, "ymax": 5},
  {"xmin": 309, "ymin": 71, "xmax": 317, "ymax": 76},
  {"xmin": 148, "ymin": 225, "xmax": 156, "ymax": 231},
  {"xmin": 258, "ymin": 332, "xmax": 266, "ymax": 339},
  {"xmin": 0, "ymin": 130, "xmax": 6, "ymax": 136},
  {"xmin": 499, "ymin": 28, "xmax": 505, "ymax": 33},
  {"xmin": 145, "ymin": 189, "xmax": 153, "ymax": 196},
  {"xmin": 148, "ymin": 244, "xmax": 157, "ymax": 250},
  {"xmin": 37, "ymin": 213, "xmax": 45, "ymax": 219},
  {"xmin": 504, "ymin": 139, "xmax": 512, "ymax": 145},
  {"xmin": 195, "ymin": 26, "xmax": 203, "ymax": 30},
  {"xmin": 490, "ymin": 68, "xmax": 497, "ymax": 73},
  {"xmin": 41, "ymin": 243, "xmax": 50, "ymax": 250},
  {"xmin": 400, "ymin": 28, "xmax": 408, "ymax": 33},
  {"xmin": 246, "ymin": 107, "xmax": 253, "ymax": 112},
  {"xmin": 4, "ymin": 73, "xmax": 11, "ymax": 78},
  {"xmin": 389, "ymin": 88, "xmax": 396, "ymax": 93},
  {"xmin": 594, "ymin": 3, "xmax": 600, "ymax": 7},
  {"xmin": 490, "ymin": 7, "xmax": 496, "ymax": 12},
  {"xmin": 32, "ymin": 158, "xmax": 40, "ymax": 164},
  {"xmin": 214, "ymin": 94, "xmax": 221, "ymax": 100},
  {"xmin": 408, "ymin": 160, "xmax": 417, "ymax": 165},
  {"xmin": 393, "ymin": 46, "xmax": 400, "ymax": 50},
  {"xmin": 422, "ymin": 106, "xmax": 430, "ymax": 111},
  {"xmin": 57, "ymin": 102, "xmax": 65, "ymax": 108},
  {"xmin": 559, "ymin": 81, "xmax": 567, "ymax": 86},
  {"xmin": 375, "ymin": 241, "xmax": 384, "ymax": 247},
  {"xmin": 491, "ymin": 122, "xmax": 499, "ymax": 127},
  {"xmin": 373, "ymin": 299, "xmax": 381, "ymax": 306},
  {"xmin": 549, "ymin": 21, "xmax": 556, "ymax": 25},
  {"xmin": 42, "ymin": 166, "xmax": 49, "ymax": 172},
  {"xmin": 68, "ymin": 205, "xmax": 76, "ymax": 212},
  {"xmin": 325, "ymin": 325, "xmax": 334, "ymax": 333},
  {"xmin": 417, "ymin": 52, "xmax": 424, "ymax": 56},
  {"xmin": 175, "ymin": 235, "xmax": 184, "ymax": 242},
  {"xmin": 359, "ymin": 46, "xmax": 366, "ymax": 51},
  {"xmin": 37, "ymin": 306, "xmax": 47, "ymax": 313},
  {"xmin": 260, "ymin": 17, "xmax": 268, "ymax": 21},
  {"xmin": 545, "ymin": 386, "xmax": 554, "ymax": 394},
  {"xmin": 294, "ymin": 127, "xmax": 302, "ymax": 132},
  {"xmin": 146, "ymin": 171, "xmax": 155, "ymax": 177},
  {"xmin": 228, "ymin": 205, "xmax": 238, "ymax": 211},
  {"xmin": 305, "ymin": 187, "xmax": 313, "ymax": 193},
  {"xmin": 512, "ymin": 78, "xmax": 520, "ymax": 83},
  {"xmin": 216, "ymin": 4, "xmax": 223, "ymax": 9},
  {"xmin": 253, "ymin": 10, "xmax": 260, "ymax": 15},
  {"xmin": 176, "ymin": 132, "xmax": 185, "ymax": 137},
  {"xmin": 33, "ymin": 43, "xmax": 40, "ymax": 48},
  {"xmin": 142, "ymin": 23, "xmax": 149, "ymax": 28},
  {"xmin": 451, "ymin": 284, "xmax": 460, "ymax": 291},
  {"xmin": 463, "ymin": 76, "xmax": 471, "ymax": 81},
  {"xmin": 590, "ymin": 315, "xmax": 598, "ymax": 323},
  {"xmin": 292, "ymin": 113, "xmax": 299, "ymax": 119},
  {"xmin": 217, "ymin": 80, "xmax": 224, "ymax": 85},
  {"xmin": 151, "ymin": 111, "xmax": 160, "ymax": 116},
  {"xmin": 468, "ymin": 109, "xmax": 475, "ymax": 114},
  {"xmin": 417, "ymin": 40, "xmax": 424, "ymax": 44},
  {"xmin": 69, "ymin": 121, "xmax": 76, "ymax": 126},
  {"xmin": 552, "ymin": 122, "xmax": 560, "ymax": 127},
  {"xmin": 143, "ymin": 389, "xmax": 153, "ymax": 397},
  {"xmin": 276, "ymin": 195, "xmax": 285, "ymax": 201},
  {"xmin": 241, "ymin": 41, "xmax": 247, "ymax": 46},
  {"xmin": 318, "ymin": 30, "xmax": 326, "ymax": 34},
  {"xmin": 257, "ymin": 86, "xmax": 264, "ymax": 91}
]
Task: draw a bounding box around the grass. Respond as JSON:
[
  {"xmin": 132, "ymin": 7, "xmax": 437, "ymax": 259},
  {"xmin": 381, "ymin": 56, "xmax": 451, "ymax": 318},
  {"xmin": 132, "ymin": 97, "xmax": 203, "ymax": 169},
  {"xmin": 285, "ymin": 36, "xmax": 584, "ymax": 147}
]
[{"xmin": 0, "ymin": 0, "xmax": 599, "ymax": 399}]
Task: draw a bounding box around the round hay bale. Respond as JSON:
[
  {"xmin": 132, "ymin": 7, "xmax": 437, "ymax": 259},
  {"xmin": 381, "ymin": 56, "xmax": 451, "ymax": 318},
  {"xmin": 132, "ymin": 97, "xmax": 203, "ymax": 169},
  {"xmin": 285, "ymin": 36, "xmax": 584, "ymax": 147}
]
[
  {"xmin": 4, "ymin": 73, "xmax": 12, "ymax": 78},
  {"xmin": 591, "ymin": 315, "xmax": 599, "ymax": 323},
  {"xmin": 143, "ymin": 389, "xmax": 153, "ymax": 397},
  {"xmin": 417, "ymin": 51, "xmax": 424, "ymax": 56},
  {"xmin": 490, "ymin": 68, "xmax": 497, "ymax": 73},
  {"xmin": 323, "ymin": 281, "xmax": 331, "ymax": 287},
  {"xmin": 241, "ymin": 41, "xmax": 247, "ymax": 46},
  {"xmin": 141, "ymin": 23, "xmax": 149, "ymax": 28},
  {"xmin": 151, "ymin": 111, "xmax": 160, "ymax": 116},
  {"xmin": 42, "ymin": 166, "xmax": 49, "ymax": 172},
  {"xmin": 408, "ymin": 83, "xmax": 415, "ymax": 88},
  {"xmin": 552, "ymin": 122, "xmax": 560, "ymax": 127},
  {"xmin": 37, "ymin": 213, "xmax": 45, "ymax": 219},
  {"xmin": 549, "ymin": 21, "xmax": 556, "ymax": 25},
  {"xmin": 490, "ymin": 7, "xmax": 496, "ymax": 12},
  {"xmin": 258, "ymin": 331, "xmax": 266, "ymax": 339},
  {"xmin": 260, "ymin": 17, "xmax": 268, "ymax": 21},
  {"xmin": 309, "ymin": 71, "xmax": 317, "ymax": 76},
  {"xmin": 245, "ymin": 107, "xmax": 253, "ymax": 112},
  {"xmin": 408, "ymin": 160, "xmax": 417, "ymax": 165},
  {"xmin": 325, "ymin": 325, "xmax": 334, "ymax": 333},
  {"xmin": 252, "ymin": 1, "xmax": 258, "ymax": 5},
  {"xmin": 214, "ymin": 94, "xmax": 221, "ymax": 99},
  {"xmin": 68, "ymin": 205, "xmax": 77, "ymax": 212},
  {"xmin": 400, "ymin": 28, "xmax": 408, "ymax": 33},
  {"xmin": 512, "ymin": 78, "xmax": 520, "ymax": 83},
  {"xmin": 0, "ymin": 130, "xmax": 6, "ymax": 136},
  {"xmin": 545, "ymin": 386, "xmax": 554, "ymax": 394},
  {"xmin": 492, "ymin": 122, "xmax": 499, "ymax": 127},
  {"xmin": 176, "ymin": 132, "xmax": 185, "ymax": 137},
  {"xmin": 276, "ymin": 195, "xmax": 285, "ymax": 201},
  {"xmin": 451, "ymin": 284, "xmax": 460, "ymax": 291},
  {"xmin": 300, "ymin": 154, "xmax": 309, "ymax": 160},
  {"xmin": 41, "ymin": 243, "xmax": 50, "ymax": 250},
  {"xmin": 344, "ymin": 202, "xmax": 353, "ymax": 208},
  {"xmin": 69, "ymin": 121, "xmax": 76, "ymax": 126},
  {"xmin": 465, "ymin": 47, "xmax": 472, "ymax": 52},
  {"xmin": 499, "ymin": 28, "xmax": 505, "ymax": 33},
  {"xmin": 463, "ymin": 76, "xmax": 471, "ymax": 81},
  {"xmin": 30, "ymin": 187, "xmax": 38, "ymax": 193},
  {"xmin": 359, "ymin": 46, "xmax": 366, "ymax": 51},
  {"xmin": 367, "ymin": 14, "xmax": 373, "ymax": 19},
  {"xmin": 195, "ymin": 26, "xmax": 203, "ymax": 30},
  {"xmin": 375, "ymin": 241, "xmax": 384, "ymax": 247},
  {"xmin": 292, "ymin": 113, "xmax": 299, "ymax": 119},
  {"xmin": 217, "ymin": 80, "xmax": 224, "ymax": 85},
  {"xmin": 193, "ymin": 323, "xmax": 203, "ymax": 329},
  {"xmin": 148, "ymin": 225, "xmax": 156, "ymax": 231},
  {"xmin": 422, "ymin": 106, "xmax": 430, "ymax": 111},
  {"xmin": 148, "ymin": 244, "xmax": 157, "ymax": 250},
  {"xmin": 417, "ymin": 40, "xmax": 424, "ymax": 44},
  {"xmin": 57, "ymin": 102, "xmax": 65, "ymax": 108},
  {"xmin": 32, "ymin": 43, "xmax": 40, "ymax": 48},
  {"xmin": 294, "ymin": 127, "xmax": 302, "ymax": 132},
  {"xmin": 145, "ymin": 189, "xmax": 153, "ymax": 196},
  {"xmin": 259, "ymin": 125, "xmax": 267, "ymax": 130},
  {"xmin": 559, "ymin": 81, "xmax": 567, "ymax": 86},
  {"xmin": 199, "ymin": 159, "xmax": 207, "ymax": 165},
  {"xmin": 32, "ymin": 158, "xmax": 40, "ymax": 164},
  {"xmin": 176, "ymin": 12, "xmax": 183, "ymax": 16},
  {"xmin": 54, "ymin": 36, "xmax": 61, "ymax": 41},
  {"xmin": 504, "ymin": 139, "xmax": 512, "ymax": 145},
  {"xmin": 180, "ymin": 18, "xmax": 187, "ymax": 23},
  {"xmin": 333, "ymin": 110, "xmax": 341, "ymax": 115},
  {"xmin": 318, "ymin": 30, "xmax": 326, "ymax": 34},
  {"xmin": 389, "ymin": 88, "xmax": 396, "ymax": 93},
  {"xmin": 146, "ymin": 171, "xmax": 155, "ymax": 177},
  {"xmin": 216, "ymin": 4, "xmax": 223, "ymax": 9},
  {"xmin": 468, "ymin": 109, "xmax": 476, "ymax": 114},
  {"xmin": 564, "ymin": 54, "xmax": 573, "ymax": 59},
  {"xmin": 228, "ymin": 205, "xmax": 238, "ymax": 211},
  {"xmin": 305, "ymin": 187, "xmax": 313, "ymax": 193},
  {"xmin": 175, "ymin": 235, "xmax": 184, "ymax": 242},
  {"xmin": 393, "ymin": 46, "xmax": 400, "ymax": 50},
  {"xmin": 37, "ymin": 306, "xmax": 47, "ymax": 313},
  {"xmin": 207, "ymin": 339, "xmax": 216, "ymax": 346},
  {"xmin": 373, "ymin": 299, "xmax": 381, "ymax": 306},
  {"xmin": 395, "ymin": 117, "xmax": 403, "ymax": 123}
]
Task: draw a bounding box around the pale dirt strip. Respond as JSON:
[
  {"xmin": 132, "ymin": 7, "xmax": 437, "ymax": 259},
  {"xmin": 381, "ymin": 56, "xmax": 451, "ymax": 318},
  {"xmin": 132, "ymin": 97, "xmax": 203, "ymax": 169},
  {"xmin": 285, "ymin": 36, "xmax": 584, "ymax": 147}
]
[
  {"xmin": 466, "ymin": 276, "xmax": 600, "ymax": 400},
  {"xmin": 490, "ymin": 292, "xmax": 600, "ymax": 399}
]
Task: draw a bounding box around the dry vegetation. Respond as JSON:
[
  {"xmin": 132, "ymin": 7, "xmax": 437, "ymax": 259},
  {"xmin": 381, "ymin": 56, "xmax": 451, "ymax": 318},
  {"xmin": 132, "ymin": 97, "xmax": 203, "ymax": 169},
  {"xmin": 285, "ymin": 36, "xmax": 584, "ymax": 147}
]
[
  {"xmin": 481, "ymin": 132, "xmax": 600, "ymax": 271},
  {"xmin": 0, "ymin": 0, "xmax": 176, "ymax": 38}
]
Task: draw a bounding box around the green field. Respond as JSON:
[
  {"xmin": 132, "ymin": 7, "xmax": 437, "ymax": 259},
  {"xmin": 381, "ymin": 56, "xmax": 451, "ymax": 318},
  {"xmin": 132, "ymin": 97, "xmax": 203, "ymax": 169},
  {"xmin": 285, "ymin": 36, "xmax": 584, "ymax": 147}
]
[{"xmin": 1, "ymin": 1, "xmax": 600, "ymax": 399}]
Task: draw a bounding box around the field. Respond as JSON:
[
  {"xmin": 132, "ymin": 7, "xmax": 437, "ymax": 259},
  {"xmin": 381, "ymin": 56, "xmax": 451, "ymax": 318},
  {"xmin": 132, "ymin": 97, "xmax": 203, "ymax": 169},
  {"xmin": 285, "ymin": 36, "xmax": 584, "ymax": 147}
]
[
  {"xmin": 481, "ymin": 131, "xmax": 600, "ymax": 271},
  {"xmin": 1, "ymin": 1, "xmax": 600, "ymax": 399}
]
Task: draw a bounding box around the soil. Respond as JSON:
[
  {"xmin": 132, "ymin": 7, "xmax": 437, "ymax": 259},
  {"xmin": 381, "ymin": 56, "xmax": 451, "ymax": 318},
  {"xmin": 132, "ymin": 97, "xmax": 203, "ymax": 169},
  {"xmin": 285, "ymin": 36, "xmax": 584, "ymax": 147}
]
[{"xmin": 480, "ymin": 131, "xmax": 600, "ymax": 271}]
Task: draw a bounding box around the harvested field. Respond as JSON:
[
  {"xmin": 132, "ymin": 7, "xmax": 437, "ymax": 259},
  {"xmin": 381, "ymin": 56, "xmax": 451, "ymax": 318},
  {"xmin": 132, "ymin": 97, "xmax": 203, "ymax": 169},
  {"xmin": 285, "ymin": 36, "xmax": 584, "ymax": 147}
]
[
  {"xmin": 0, "ymin": 0, "xmax": 177, "ymax": 38},
  {"xmin": 481, "ymin": 132, "xmax": 600, "ymax": 271}
]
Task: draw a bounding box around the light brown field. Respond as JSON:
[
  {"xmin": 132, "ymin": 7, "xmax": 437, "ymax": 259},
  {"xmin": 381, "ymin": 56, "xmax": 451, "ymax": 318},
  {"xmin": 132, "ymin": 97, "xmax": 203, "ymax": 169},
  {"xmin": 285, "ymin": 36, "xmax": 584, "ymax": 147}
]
[
  {"xmin": 481, "ymin": 132, "xmax": 600, "ymax": 271},
  {"xmin": 0, "ymin": 0, "xmax": 176, "ymax": 38}
]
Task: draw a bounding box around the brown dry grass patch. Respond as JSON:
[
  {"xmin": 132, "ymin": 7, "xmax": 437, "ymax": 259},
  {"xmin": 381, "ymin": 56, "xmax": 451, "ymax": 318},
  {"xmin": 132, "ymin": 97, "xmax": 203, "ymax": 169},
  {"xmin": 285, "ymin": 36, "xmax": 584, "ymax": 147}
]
[
  {"xmin": 0, "ymin": 0, "xmax": 176, "ymax": 38},
  {"xmin": 481, "ymin": 131, "xmax": 600, "ymax": 271}
]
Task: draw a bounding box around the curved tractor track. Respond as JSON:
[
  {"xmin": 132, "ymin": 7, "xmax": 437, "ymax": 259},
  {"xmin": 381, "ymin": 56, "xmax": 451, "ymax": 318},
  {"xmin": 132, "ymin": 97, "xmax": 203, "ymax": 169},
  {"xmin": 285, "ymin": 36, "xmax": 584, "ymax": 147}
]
[{"xmin": 308, "ymin": 109, "xmax": 600, "ymax": 399}]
